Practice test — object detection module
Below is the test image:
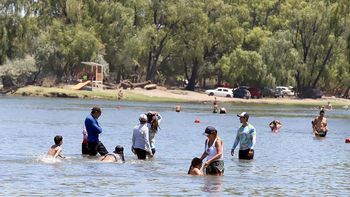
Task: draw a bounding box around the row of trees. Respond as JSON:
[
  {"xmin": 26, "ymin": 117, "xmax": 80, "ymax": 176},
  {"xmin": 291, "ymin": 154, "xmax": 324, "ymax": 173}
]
[{"xmin": 1, "ymin": 0, "xmax": 350, "ymax": 96}]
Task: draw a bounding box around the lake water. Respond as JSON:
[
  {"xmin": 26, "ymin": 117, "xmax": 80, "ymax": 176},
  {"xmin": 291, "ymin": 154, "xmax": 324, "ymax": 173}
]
[{"xmin": 0, "ymin": 96, "xmax": 349, "ymax": 196}]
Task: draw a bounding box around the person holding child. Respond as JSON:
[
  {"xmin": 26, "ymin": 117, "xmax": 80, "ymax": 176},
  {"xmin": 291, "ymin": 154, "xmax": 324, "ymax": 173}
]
[
  {"xmin": 47, "ymin": 135, "xmax": 65, "ymax": 158},
  {"xmin": 199, "ymin": 126, "xmax": 224, "ymax": 176}
]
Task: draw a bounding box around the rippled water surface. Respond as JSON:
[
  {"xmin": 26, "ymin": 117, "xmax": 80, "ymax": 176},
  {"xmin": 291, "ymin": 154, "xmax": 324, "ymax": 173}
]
[{"xmin": 1, "ymin": 96, "xmax": 349, "ymax": 196}]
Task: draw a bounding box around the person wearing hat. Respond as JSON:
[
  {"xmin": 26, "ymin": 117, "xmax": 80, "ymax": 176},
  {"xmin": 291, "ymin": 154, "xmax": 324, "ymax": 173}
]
[
  {"xmin": 84, "ymin": 106, "xmax": 108, "ymax": 156},
  {"xmin": 312, "ymin": 110, "xmax": 328, "ymax": 137},
  {"xmin": 231, "ymin": 112, "xmax": 256, "ymax": 160},
  {"xmin": 132, "ymin": 114, "xmax": 153, "ymax": 160},
  {"xmin": 99, "ymin": 145, "xmax": 125, "ymax": 162},
  {"xmin": 199, "ymin": 126, "xmax": 224, "ymax": 176}
]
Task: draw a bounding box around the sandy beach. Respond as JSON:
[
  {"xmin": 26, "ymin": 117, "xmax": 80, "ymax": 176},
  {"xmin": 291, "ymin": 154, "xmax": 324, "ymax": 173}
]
[{"xmin": 10, "ymin": 85, "xmax": 350, "ymax": 107}]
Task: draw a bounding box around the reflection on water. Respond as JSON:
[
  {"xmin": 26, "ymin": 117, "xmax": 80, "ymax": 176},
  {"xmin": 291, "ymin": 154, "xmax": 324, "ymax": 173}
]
[
  {"xmin": 202, "ymin": 176, "xmax": 222, "ymax": 193},
  {"xmin": 0, "ymin": 96, "xmax": 349, "ymax": 195}
]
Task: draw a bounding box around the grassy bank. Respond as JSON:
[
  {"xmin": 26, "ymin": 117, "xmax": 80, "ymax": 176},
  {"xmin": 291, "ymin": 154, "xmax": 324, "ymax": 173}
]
[{"xmin": 11, "ymin": 85, "xmax": 350, "ymax": 107}]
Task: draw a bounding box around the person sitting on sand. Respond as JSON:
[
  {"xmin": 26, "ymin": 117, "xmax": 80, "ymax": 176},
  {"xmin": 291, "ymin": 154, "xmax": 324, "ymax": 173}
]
[
  {"xmin": 312, "ymin": 110, "xmax": 329, "ymax": 137},
  {"xmin": 100, "ymin": 145, "xmax": 125, "ymax": 163},
  {"xmin": 187, "ymin": 157, "xmax": 203, "ymax": 176},
  {"xmin": 269, "ymin": 120, "xmax": 282, "ymax": 132},
  {"xmin": 47, "ymin": 135, "xmax": 65, "ymax": 158}
]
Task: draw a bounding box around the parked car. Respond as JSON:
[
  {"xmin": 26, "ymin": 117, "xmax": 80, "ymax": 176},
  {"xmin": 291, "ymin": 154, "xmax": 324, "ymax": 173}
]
[
  {"xmin": 205, "ymin": 87, "xmax": 233, "ymax": 97},
  {"xmin": 233, "ymin": 88, "xmax": 251, "ymax": 99},
  {"xmin": 248, "ymin": 87, "xmax": 262, "ymax": 98},
  {"xmin": 276, "ymin": 86, "xmax": 295, "ymax": 96},
  {"xmin": 262, "ymin": 87, "xmax": 275, "ymax": 97},
  {"xmin": 274, "ymin": 87, "xmax": 284, "ymax": 98}
]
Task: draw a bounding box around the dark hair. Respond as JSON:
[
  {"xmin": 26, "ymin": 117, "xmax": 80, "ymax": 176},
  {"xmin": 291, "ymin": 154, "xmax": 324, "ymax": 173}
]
[
  {"xmin": 91, "ymin": 106, "xmax": 101, "ymax": 114},
  {"xmin": 146, "ymin": 112, "xmax": 155, "ymax": 123},
  {"xmin": 146, "ymin": 112, "xmax": 160, "ymax": 133},
  {"xmin": 320, "ymin": 110, "xmax": 325, "ymax": 114},
  {"xmin": 54, "ymin": 135, "xmax": 63, "ymax": 145},
  {"xmin": 187, "ymin": 157, "xmax": 202, "ymax": 174}
]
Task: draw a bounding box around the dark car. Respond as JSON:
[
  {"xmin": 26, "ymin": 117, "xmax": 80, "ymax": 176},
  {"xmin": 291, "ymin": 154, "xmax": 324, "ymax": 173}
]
[
  {"xmin": 300, "ymin": 88, "xmax": 323, "ymax": 98},
  {"xmin": 233, "ymin": 88, "xmax": 251, "ymax": 99},
  {"xmin": 262, "ymin": 87, "xmax": 274, "ymax": 97},
  {"xmin": 274, "ymin": 87, "xmax": 284, "ymax": 98},
  {"xmin": 248, "ymin": 87, "xmax": 262, "ymax": 98}
]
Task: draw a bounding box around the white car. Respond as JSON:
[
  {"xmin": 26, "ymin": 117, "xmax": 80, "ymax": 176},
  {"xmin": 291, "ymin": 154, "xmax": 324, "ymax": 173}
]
[
  {"xmin": 276, "ymin": 86, "xmax": 295, "ymax": 96},
  {"xmin": 205, "ymin": 87, "xmax": 233, "ymax": 97}
]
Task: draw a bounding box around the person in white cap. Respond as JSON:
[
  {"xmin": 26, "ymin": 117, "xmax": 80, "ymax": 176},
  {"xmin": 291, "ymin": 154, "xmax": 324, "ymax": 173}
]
[
  {"xmin": 231, "ymin": 112, "xmax": 256, "ymax": 160},
  {"xmin": 132, "ymin": 114, "xmax": 153, "ymax": 160}
]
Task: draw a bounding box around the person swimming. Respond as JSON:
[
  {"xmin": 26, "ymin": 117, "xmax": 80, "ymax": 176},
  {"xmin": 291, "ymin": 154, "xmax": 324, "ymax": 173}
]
[
  {"xmin": 187, "ymin": 157, "xmax": 203, "ymax": 175},
  {"xmin": 99, "ymin": 145, "xmax": 125, "ymax": 162},
  {"xmin": 269, "ymin": 120, "xmax": 282, "ymax": 132},
  {"xmin": 47, "ymin": 135, "xmax": 65, "ymax": 158}
]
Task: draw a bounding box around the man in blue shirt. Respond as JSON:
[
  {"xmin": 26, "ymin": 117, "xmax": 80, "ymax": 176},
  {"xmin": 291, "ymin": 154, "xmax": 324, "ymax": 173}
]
[
  {"xmin": 85, "ymin": 106, "xmax": 108, "ymax": 156},
  {"xmin": 231, "ymin": 112, "xmax": 256, "ymax": 160}
]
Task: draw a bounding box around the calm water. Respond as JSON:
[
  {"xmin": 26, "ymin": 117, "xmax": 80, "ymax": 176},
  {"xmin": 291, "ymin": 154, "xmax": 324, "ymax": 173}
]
[{"xmin": 0, "ymin": 96, "xmax": 349, "ymax": 196}]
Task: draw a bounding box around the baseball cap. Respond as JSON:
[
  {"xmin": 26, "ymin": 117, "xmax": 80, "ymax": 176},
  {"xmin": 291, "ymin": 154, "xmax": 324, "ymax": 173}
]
[
  {"xmin": 139, "ymin": 114, "xmax": 148, "ymax": 121},
  {"xmin": 114, "ymin": 145, "xmax": 124, "ymax": 154},
  {"xmin": 203, "ymin": 126, "xmax": 217, "ymax": 135},
  {"xmin": 237, "ymin": 112, "xmax": 249, "ymax": 119}
]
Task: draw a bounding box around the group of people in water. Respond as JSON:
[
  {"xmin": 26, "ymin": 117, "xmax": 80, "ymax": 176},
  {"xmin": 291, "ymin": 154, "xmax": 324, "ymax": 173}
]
[
  {"xmin": 47, "ymin": 106, "xmax": 162, "ymax": 163},
  {"xmin": 47, "ymin": 102, "xmax": 331, "ymax": 176}
]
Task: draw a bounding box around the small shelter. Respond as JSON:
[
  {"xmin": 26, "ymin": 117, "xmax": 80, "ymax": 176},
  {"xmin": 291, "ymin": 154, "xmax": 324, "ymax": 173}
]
[{"xmin": 81, "ymin": 62, "xmax": 104, "ymax": 89}]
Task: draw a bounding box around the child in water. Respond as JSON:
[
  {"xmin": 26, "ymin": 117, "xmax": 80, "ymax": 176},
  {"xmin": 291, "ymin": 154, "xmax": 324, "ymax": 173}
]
[
  {"xmin": 47, "ymin": 135, "xmax": 65, "ymax": 158},
  {"xmin": 187, "ymin": 157, "xmax": 203, "ymax": 175}
]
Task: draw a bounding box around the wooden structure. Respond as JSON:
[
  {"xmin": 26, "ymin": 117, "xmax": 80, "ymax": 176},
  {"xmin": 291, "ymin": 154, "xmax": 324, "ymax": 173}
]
[{"xmin": 81, "ymin": 62, "xmax": 104, "ymax": 89}]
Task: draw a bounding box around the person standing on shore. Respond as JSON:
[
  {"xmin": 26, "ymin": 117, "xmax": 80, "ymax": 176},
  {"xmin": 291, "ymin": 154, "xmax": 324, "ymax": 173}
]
[
  {"xmin": 85, "ymin": 106, "xmax": 108, "ymax": 156},
  {"xmin": 312, "ymin": 110, "xmax": 328, "ymax": 137},
  {"xmin": 132, "ymin": 114, "xmax": 153, "ymax": 160},
  {"xmin": 200, "ymin": 126, "xmax": 224, "ymax": 176},
  {"xmin": 231, "ymin": 112, "xmax": 256, "ymax": 160}
]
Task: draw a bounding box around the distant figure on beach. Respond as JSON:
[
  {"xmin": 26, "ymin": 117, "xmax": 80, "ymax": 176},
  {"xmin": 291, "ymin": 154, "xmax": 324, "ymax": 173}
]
[
  {"xmin": 200, "ymin": 126, "xmax": 224, "ymax": 176},
  {"xmin": 187, "ymin": 157, "xmax": 203, "ymax": 176},
  {"xmin": 85, "ymin": 106, "xmax": 108, "ymax": 156},
  {"xmin": 213, "ymin": 97, "xmax": 218, "ymax": 113},
  {"xmin": 269, "ymin": 120, "xmax": 282, "ymax": 132},
  {"xmin": 47, "ymin": 135, "xmax": 65, "ymax": 158},
  {"xmin": 146, "ymin": 111, "xmax": 162, "ymax": 155},
  {"xmin": 82, "ymin": 126, "xmax": 89, "ymax": 154},
  {"xmin": 325, "ymin": 102, "xmax": 333, "ymax": 110},
  {"xmin": 132, "ymin": 114, "xmax": 153, "ymax": 160},
  {"xmin": 100, "ymin": 145, "xmax": 125, "ymax": 163},
  {"xmin": 344, "ymin": 105, "xmax": 349, "ymax": 110},
  {"xmin": 231, "ymin": 112, "xmax": 256, "ymax": 160},
  {"xmin": 117, "ymin": 89, "xmax": 123, "ymax": 100},
  {"xmin": 312, "ymin": 110, "xmax": 328, "ymax": 137}
]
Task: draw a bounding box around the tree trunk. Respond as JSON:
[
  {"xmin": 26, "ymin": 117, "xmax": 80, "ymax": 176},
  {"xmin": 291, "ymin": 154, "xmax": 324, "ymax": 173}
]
[{"xmin": 186, "ymin": 58, "xmax": 199, "ymax": 91}]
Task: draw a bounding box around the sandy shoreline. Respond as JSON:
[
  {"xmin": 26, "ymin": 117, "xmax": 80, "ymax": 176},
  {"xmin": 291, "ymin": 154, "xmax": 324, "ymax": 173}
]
[{"xmin": 8, "ymin": 85, "xmax": 350, "ymax": 107}]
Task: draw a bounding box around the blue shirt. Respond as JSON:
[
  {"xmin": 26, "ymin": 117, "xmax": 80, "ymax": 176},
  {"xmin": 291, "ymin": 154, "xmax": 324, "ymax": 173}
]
[
  {"xmin": 232, "ymin": 123, "xmax": 256, "ymax": 150},
  {"xmin": 85, "ymin": 114, "xmax": 102, "ymax": 142}
]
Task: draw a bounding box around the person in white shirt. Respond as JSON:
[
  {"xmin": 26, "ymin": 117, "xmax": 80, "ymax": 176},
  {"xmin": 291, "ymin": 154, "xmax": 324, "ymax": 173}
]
[
  {"xmin": 199, "ymin": 126, "xmax": 224, "ymax": 176},
  {"xmin": 132, "ymin": 114, "xmax": 153, "ymax": 160}
]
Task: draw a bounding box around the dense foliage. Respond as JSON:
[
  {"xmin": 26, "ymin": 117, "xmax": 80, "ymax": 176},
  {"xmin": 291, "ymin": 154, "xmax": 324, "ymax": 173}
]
[{"xmin": 0, "ymin": 0, "xmax": 349, "ymax": 96}]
